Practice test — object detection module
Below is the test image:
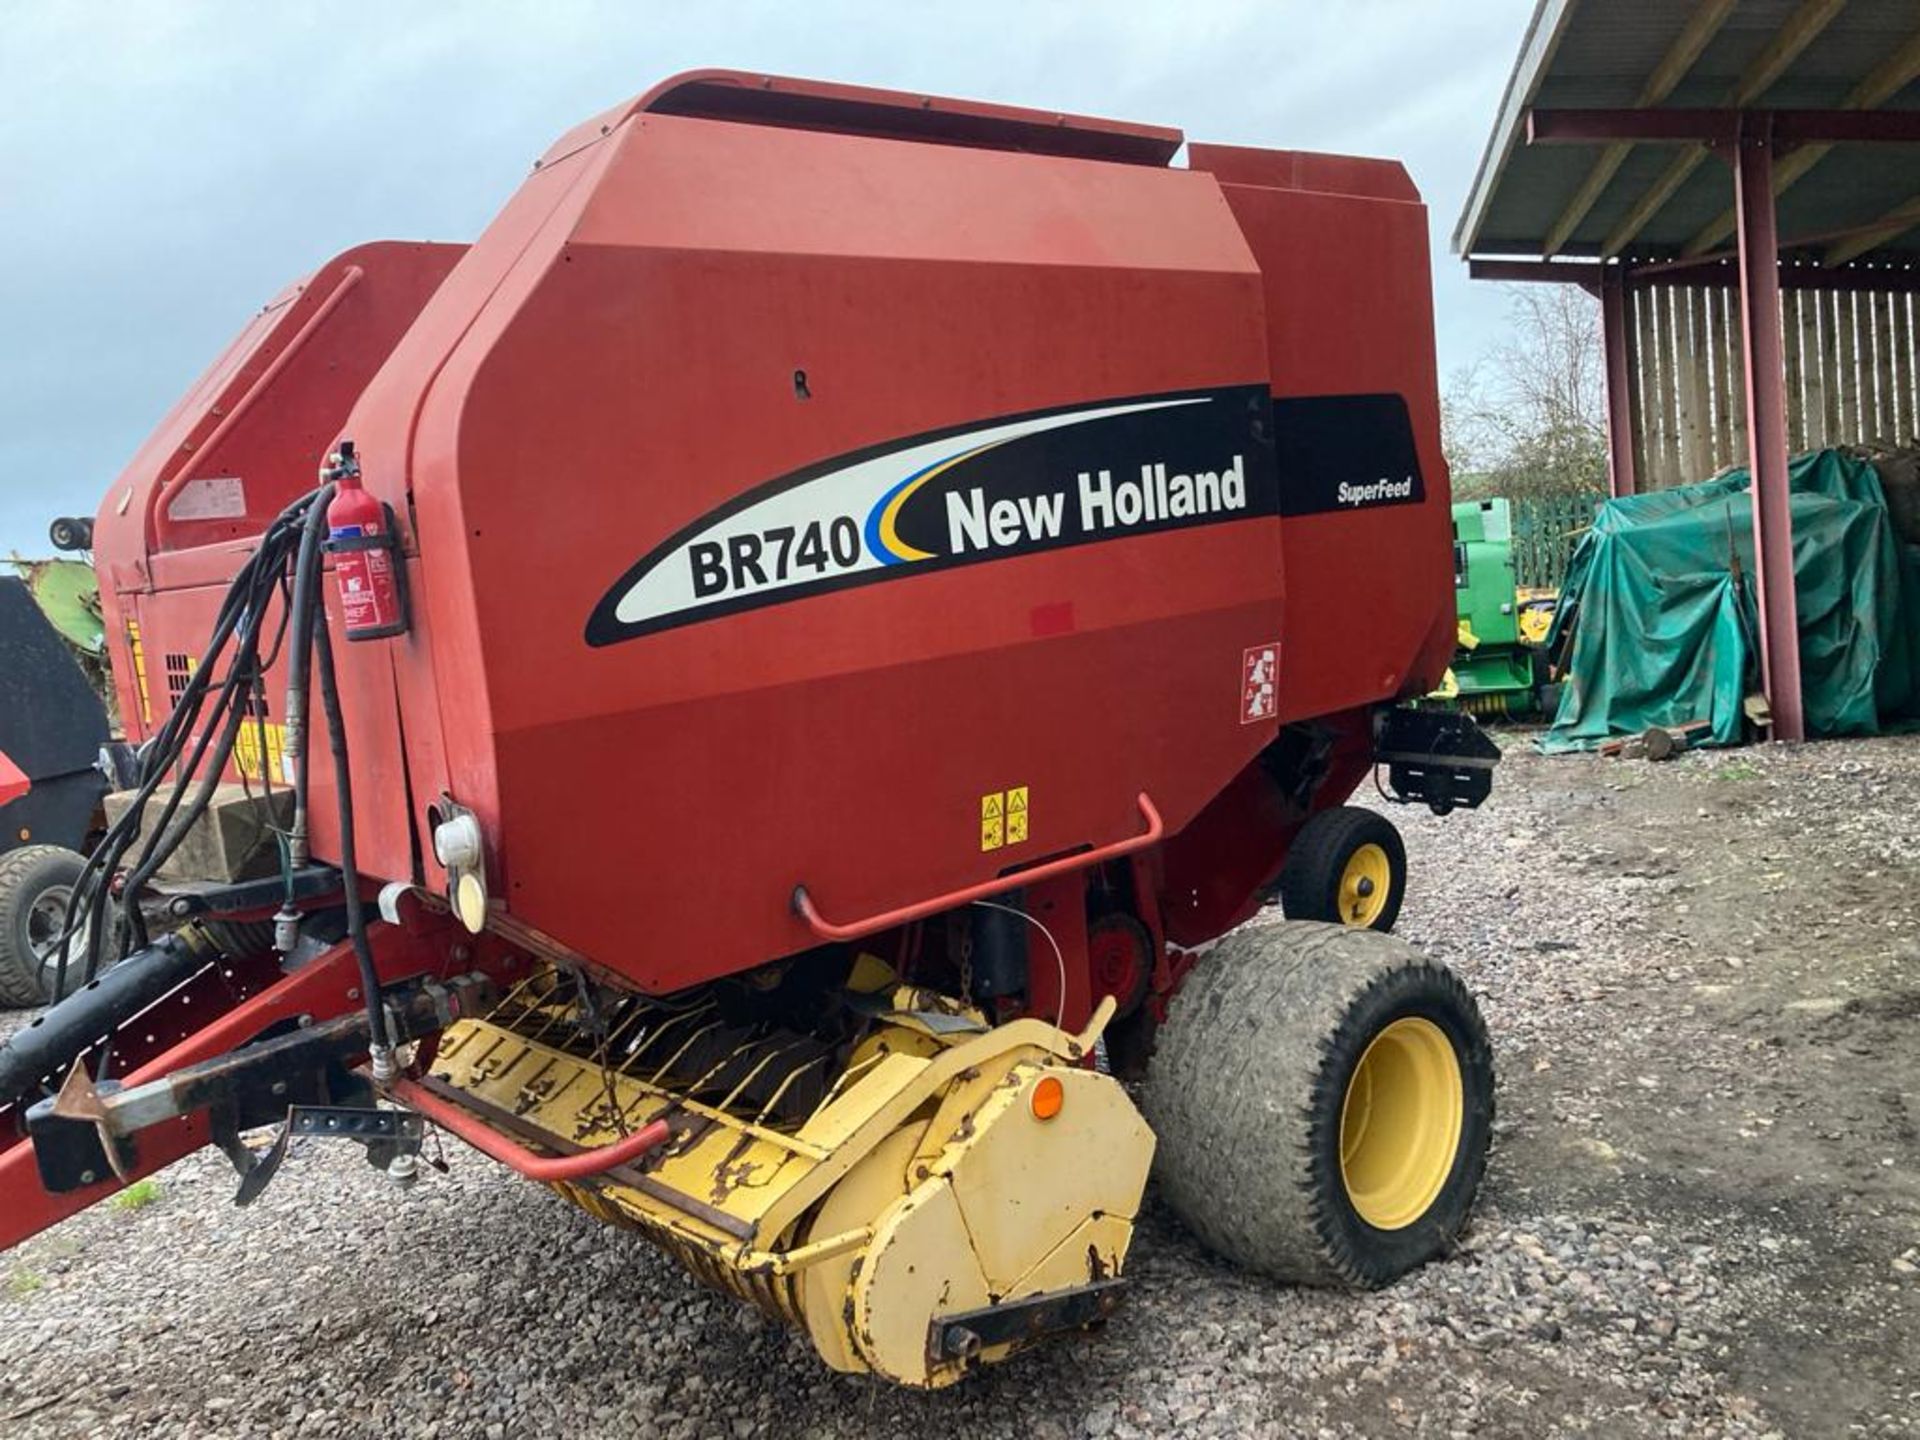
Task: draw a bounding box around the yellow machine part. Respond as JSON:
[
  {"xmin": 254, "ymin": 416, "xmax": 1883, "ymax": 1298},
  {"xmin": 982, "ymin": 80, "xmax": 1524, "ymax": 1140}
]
[
  {"xmin": 1458, "ymin": 691, "xmax": 1517, "ymax": 718},
  {"xmin": 427, "ymin": 975, "xmax": 1154, "ymax": 1387},
  {"xmin": 1515, "ymin": 587, "xmax": 1559, "ymax": 647}
]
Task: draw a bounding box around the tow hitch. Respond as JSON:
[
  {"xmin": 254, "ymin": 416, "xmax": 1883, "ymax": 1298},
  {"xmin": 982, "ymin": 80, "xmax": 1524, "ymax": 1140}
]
[{"xmin": 25, "ymin": 973, "xmax": 495, "ymax": 1196}]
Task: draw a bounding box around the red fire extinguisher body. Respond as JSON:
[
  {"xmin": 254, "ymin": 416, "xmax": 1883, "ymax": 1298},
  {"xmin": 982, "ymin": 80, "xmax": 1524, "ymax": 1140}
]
[{"xmin": 325, "ymin": 445, "xmax": 407, "ymax": 640}]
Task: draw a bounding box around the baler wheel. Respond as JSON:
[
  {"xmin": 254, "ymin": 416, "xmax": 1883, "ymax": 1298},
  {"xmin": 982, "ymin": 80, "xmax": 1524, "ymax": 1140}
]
[
  {"xmin": 0, "ymin": 844, "xmax": 86, "ymax": 1007},
  {"xmin": 1143, "ymin": 921, "xmax": 1492, "ymax": 1288},
  {"xmin": 1278, "ymin": 806, "xmax": 1406, "ymax": 931}
]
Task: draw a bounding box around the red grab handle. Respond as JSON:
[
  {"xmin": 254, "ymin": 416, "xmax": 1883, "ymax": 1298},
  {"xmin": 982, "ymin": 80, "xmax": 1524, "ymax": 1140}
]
[
  {"xmin": 792, "ymin": 791, "xmax": 1163, "ymax": 943},
  {"xmin": 388, "ymin": 1076, "xmax": 671, "ymax": 1182}
]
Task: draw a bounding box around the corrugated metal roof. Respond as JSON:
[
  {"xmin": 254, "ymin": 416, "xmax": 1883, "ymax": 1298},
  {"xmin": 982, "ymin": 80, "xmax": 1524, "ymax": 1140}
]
[{"xmin": 1455, "ymin": 0, "xmax": 1920, "ymax": 265}]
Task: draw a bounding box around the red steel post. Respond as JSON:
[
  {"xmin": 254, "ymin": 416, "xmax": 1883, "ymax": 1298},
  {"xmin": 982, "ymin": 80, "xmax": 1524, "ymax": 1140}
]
[
  {"xmin": 1600, "ymin": 264, "xmax": 1637, "ymax": 499},
  {"xmin": 1731, "ymin": 125, "xmax": 1806, "ymax": 742}
]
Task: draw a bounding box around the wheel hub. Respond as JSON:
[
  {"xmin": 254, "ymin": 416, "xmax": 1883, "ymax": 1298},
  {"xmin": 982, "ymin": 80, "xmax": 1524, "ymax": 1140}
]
[
  {"xmin": 29, "ymin": 884, "xmax": 88, "ymax": 996},
  {"xmin": 1338, "ymin": 1016, "xmax": 1464, "ymax": 1231},
  {"xmin": 1338, "ymin": 844, "xmax": 1392, "ymax": 927},
  {"xmin": 27, "ymin": 886, "xmax": 72, "ymax": 961}
]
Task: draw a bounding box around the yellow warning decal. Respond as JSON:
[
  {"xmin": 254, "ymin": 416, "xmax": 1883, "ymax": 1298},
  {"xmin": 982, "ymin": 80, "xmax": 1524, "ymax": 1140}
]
[
  {"xmin": 980, "ymin": 787, "xmax": 1031, "ymax": 851},
  {"xmin": 1007, "ymin": 786, "xmax": 1029, "ymax": 845},
  {"xmin": 234, "ymin": 721, "xmax": 291, "ymax": 785},
  {"xmin": 127, "ymin": 620, "xmax": 152, "ymax": 726},
  {"xmin": 980, "ymin": 791, "xmax": 1004, "ymax": 851}
]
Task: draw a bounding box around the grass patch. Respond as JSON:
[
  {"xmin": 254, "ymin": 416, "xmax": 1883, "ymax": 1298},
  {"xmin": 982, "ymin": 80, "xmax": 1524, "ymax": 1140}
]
[
  {"xmin": 7, "ymin": 1269, "xmax": 44, "ymax": 1298},
  {"xmin": 1713, "ymin": 760, "xmax": 1763, "ymax": 782},
  {"xmin": 111, "ymin": 1178, "xmax": 161, "ymax": 1211}
]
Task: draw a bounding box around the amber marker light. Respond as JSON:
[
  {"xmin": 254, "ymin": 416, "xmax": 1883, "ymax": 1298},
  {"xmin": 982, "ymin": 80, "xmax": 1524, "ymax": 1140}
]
[{"xmin": 1031, "ymin": 1075, "xmax": 1065, "ymax": 1121}]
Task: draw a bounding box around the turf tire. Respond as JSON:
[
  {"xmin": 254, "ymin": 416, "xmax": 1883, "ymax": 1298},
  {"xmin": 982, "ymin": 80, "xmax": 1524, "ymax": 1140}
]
[
  {"xmin": 0, "ymin": 844, "xmax": 86, "ymax": 1007},
  {"xmin": 1143, "ymin": 920, "xmax": 1493, "ymax": 1288}
]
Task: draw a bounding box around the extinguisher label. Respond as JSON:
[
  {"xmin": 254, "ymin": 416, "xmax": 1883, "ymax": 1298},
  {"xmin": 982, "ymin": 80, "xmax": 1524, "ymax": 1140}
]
[
  {"xmin": 332, "ymin": 525, "xmax": 400, "ymax": 634},
  {"xmin": 586, "ymin": 385, "xmax": 1283, "ymax": 646}
]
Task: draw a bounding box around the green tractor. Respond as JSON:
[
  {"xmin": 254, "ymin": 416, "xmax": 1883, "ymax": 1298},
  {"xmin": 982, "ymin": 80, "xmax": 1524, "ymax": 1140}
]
[{"xmin": 1441, "ymin": 498, "xmax": 1563, "ymax": 718}]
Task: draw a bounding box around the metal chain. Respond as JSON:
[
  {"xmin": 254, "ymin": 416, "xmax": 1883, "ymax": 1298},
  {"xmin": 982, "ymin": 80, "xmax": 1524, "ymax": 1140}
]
[{"xmin": 570, "ymin": 969, "xmax": 629, "ymax": 1139}]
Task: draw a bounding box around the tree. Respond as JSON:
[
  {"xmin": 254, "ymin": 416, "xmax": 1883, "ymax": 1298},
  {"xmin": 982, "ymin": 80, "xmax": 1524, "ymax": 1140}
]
[{"xmin": 1444, "ymin": 284, "xmax": 1608, "ymax": 501}]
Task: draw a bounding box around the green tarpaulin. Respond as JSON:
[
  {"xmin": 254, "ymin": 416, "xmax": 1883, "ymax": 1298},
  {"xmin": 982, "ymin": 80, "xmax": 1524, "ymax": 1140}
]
[{"xmin": 1540, "ymin": 449, "xmax": 1920, "ymax": 752}]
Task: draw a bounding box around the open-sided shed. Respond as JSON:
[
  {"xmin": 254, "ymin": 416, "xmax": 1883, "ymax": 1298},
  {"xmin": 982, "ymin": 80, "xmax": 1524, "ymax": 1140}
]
[{"xmin": 1456, "ymin": 0, "xmax": 1920, "ymax": 740}]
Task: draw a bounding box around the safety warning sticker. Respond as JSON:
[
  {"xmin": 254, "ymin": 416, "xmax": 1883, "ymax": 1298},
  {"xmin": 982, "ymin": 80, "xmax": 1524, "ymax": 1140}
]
[
  {"xmin": 980, "ymin": 786, "xmax": 1031, "ymax": 852},
  {"xmin": 1241, "ymin": 644, "xmax": 1279, "ymax": 724},
  {"xmin": 234, "ymin": 720, "xmax": 293, "ymax": 785},
  {"xmin": 980, "ymin": 792, "xmax": 1004, "ymax": 852}
]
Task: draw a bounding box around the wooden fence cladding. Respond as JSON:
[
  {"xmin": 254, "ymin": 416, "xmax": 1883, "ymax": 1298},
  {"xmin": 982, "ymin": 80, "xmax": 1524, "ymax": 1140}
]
[
  {"xmin": 1511, "ymin": 493, "xmax": 1602, "ymax": 592},
  {"xmin": 1628, "ymin": 281, "xmax": 1919, "ymax": 490}
]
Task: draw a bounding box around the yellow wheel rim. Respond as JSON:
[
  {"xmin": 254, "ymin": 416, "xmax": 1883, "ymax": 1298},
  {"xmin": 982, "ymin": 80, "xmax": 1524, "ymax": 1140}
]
[
  {"xmin": 1337, "ymin": 843, "xmax": 1393, "ymax": 927},
  {"xmin": 1338, "ymin": 1016, "xmax": 1464, "ymax": 1231}
]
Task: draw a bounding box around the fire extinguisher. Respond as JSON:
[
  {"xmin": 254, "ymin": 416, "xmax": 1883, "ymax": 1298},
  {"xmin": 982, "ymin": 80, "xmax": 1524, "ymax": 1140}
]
[{"xmin": 323, "ymin": 440, "xmax": 409, "ymax": 641}]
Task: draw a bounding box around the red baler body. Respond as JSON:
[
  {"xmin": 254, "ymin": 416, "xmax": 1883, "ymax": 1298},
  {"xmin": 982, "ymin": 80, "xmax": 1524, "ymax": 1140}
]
[{"xmin": 92, "ymin": 72, "xmax": 1454, "ymax": 998}]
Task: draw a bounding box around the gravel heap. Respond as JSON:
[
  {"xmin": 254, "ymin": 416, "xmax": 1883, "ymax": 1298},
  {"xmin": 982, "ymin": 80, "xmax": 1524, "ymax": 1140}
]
[{"xmin": 2, "ymin": 733, "xmax": 1916, "ymax": 1438}]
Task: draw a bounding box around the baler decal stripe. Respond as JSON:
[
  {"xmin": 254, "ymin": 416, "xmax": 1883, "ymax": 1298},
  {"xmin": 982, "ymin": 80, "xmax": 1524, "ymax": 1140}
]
[
  {"xmin": 869, "ymin": 437, "xmax": 1013, "ymax": 565},
  {"xmin": 587, "ymin": 386, "xmax": 1286, "ymax": 646}
]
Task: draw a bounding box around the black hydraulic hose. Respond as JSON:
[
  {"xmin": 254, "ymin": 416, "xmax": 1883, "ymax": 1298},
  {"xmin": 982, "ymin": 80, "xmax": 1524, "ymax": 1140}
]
[
  {"xmin": 284, "ymin": 485, "xmax": 335, "ymax": 869},
  {"xmin": 117, "ymin": 676, "xmax": 258, "ymax": 923},
  {"xmin": 131, "ymin": 555, "xmax": 251, "ymax": 768},
  {"xmin": 126, "ymin": 502, "xmax": 293, "ymax": 775},
  {"xmin": 121, "ymin": 592, "xmax": 271, "ymax": 879},
  {"xmin": 54, "ymin": 563, "xmax": 260, "ymax": 987},
  {"xmin": 79, "ymin": 536, "xmax": 281, "ymax": 965},
  {"xmin": 52, "ymin": 492, "xmax": 319, "ymax": 992},
  {"xmin": 310, "ymin": 579, "xmax": 392, "ymax": 1058},
  {"xmin": 56, "ymin": 657, "xmax": 246, "ymax": 987}
]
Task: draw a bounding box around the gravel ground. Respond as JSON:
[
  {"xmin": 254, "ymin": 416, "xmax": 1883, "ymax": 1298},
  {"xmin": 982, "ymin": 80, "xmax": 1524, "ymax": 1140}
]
[{"xmin": 2, "ymin": 734, "xmax": 1917, "ymax": 1438}]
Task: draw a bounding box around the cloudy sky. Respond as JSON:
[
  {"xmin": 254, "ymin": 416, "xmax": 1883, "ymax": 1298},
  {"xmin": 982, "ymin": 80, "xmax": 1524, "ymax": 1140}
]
[{"xmin": 0, "ymin": 0, "xmax": 1535, "ymax": 557}]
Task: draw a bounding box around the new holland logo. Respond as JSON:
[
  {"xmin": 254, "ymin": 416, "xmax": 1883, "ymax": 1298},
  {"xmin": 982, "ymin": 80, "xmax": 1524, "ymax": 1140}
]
[{"xmin": 586, "ymin": 386, "xmax": 1281, "ymax": 644}]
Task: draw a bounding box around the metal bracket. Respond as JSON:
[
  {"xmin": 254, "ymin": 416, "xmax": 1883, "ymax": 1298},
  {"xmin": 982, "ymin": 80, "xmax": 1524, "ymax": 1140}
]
[
  {"xmin": 42, "ymin": 1060, "xmax": 137, "ymax": 1184},
  {"xmin": 1374, "ymin": 707, "xmax": 1501, "ymax": 815},
  {"xmin": 158, "ymin": 864, "xmax": 344, "ymax": 920},
  {"xmin": 927, "ymin": 1278, "xmax": 1128, "ymax": 1363},
  {"xmin": 234, "ymin": 1104, "xmax": 427, "ymax": 1206}
]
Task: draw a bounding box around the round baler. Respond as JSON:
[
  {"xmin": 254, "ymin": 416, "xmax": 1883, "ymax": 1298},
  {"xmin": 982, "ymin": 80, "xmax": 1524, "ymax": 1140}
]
[
  {"xmin": 0, "ymin": 72, "xmax": 1500, "ymax": 1388},
  {"xmin": 0, "ymin": 567, "xmax": 115, "ymax": 1005}
]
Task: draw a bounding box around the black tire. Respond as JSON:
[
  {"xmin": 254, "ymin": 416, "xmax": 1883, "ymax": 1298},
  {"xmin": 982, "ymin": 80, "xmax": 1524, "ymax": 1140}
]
[
  {"xmin": 0, "ymin": 844, "xmax": 87, "ymax": 1007},
  {"xmin": 48, "ymin": 515, "xmax": 92, "ymax": 552},
  {"xmin": 1143, "ymin": 921, "xmax": 1494, "ymax": 1288},
  {"xmin": 1277, "ymin": 806, "xmax": 1406, "ymax": 931}
]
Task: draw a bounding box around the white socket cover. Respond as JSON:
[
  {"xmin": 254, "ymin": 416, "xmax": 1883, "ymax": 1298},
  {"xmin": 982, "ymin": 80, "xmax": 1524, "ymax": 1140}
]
[{"xmin": 433, "ymin": 812, "xmax": 483, "ymax": 871}]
